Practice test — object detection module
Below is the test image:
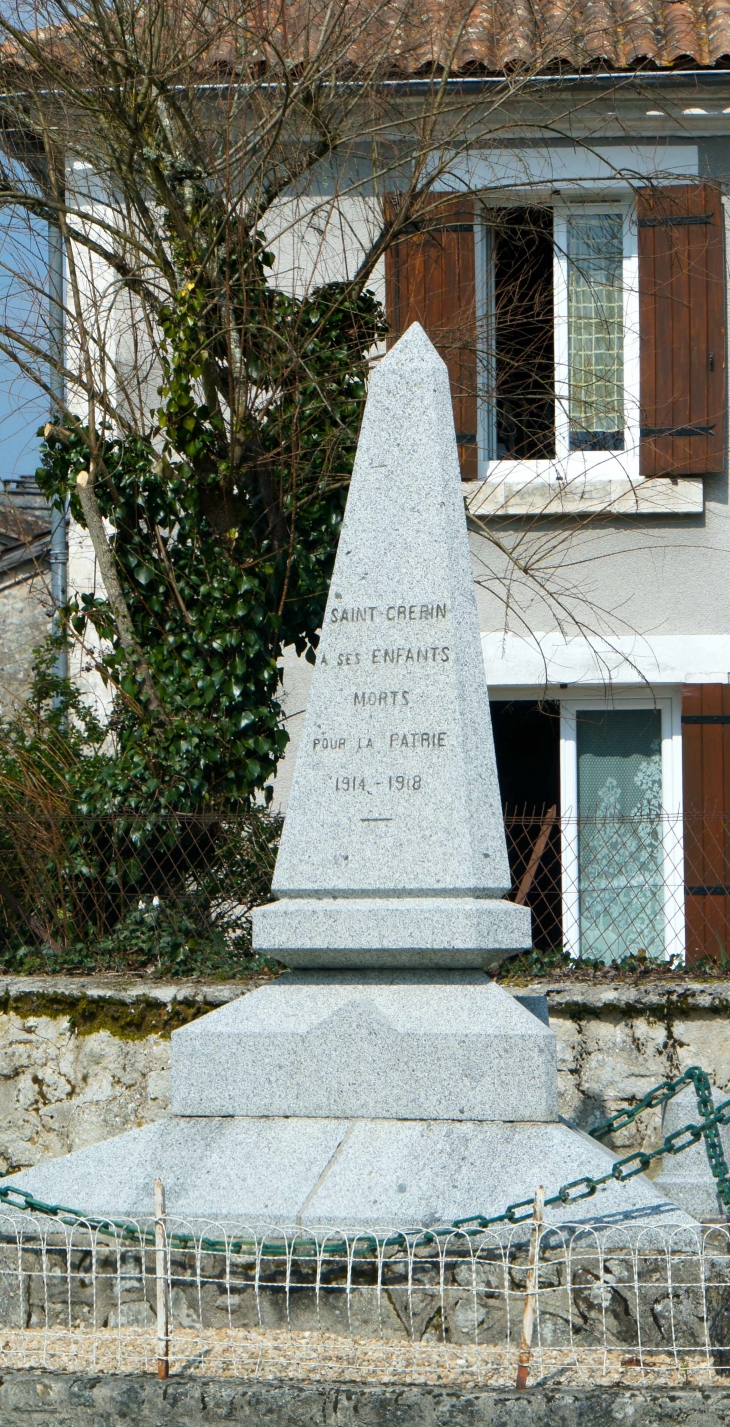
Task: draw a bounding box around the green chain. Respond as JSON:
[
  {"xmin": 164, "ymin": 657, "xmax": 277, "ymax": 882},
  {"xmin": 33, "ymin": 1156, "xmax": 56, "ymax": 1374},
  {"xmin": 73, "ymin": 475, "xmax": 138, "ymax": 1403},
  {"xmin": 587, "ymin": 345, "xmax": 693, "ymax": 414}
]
[
  {"xmin": 0, "ymin": 1065, "xmax": 727, "ymax": 1257},
  {"xmin": 455, "ymin": 1065, "xmax": 730, "ymax": 1230},
  {"xmin": 591, "ymin": 1064, "xmax": 730, "ymax": 1216}
]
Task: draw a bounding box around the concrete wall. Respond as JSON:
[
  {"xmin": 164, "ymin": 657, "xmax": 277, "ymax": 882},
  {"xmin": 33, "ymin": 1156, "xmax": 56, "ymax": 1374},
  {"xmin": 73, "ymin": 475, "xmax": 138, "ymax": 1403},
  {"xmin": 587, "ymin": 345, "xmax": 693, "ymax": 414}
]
[
  {"xmin": 472, "ymin": 480, "xmax": 730, "ymax": 650},
  {"xmin": 0, "ymin": 973, "xmax": 727, "ymax": 1178}
]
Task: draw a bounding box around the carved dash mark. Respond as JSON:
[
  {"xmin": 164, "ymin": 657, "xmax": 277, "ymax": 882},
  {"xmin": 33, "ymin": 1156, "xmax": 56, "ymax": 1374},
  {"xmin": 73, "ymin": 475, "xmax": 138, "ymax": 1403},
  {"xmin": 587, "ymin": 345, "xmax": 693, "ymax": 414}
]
[{"xmin": 360, "ymin": 817, "xmax": 393, "ymax": 823}]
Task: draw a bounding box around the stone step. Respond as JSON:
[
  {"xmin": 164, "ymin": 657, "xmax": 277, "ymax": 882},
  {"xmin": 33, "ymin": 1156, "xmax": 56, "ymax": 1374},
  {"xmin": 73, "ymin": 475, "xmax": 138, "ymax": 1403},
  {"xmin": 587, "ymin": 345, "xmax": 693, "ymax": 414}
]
[
  {"xmin": 5, "ymin": 1112, "xmax": 696, "ymax": 1234},
  {"xmin": 171, "ymin": 972, "xmax": 558, "ymax": 1122},
  {"xmin": 252, "ymin": 897, "xmax": 530, "ymax": 969}
]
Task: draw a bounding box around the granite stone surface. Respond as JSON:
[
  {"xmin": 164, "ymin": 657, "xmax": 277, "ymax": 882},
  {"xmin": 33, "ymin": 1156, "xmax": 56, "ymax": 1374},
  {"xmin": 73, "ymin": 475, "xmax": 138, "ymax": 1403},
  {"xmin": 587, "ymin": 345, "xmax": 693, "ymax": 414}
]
[
  {"xmin": 251, "ymin": 897, "xmax": 531, "ymax": 968},
  {"xmin": 654, "ymin": 1083, "xmax": 730, "ymax": 1220},
  {"xmin": 258, "ymin": 323, "xmax": 527, "ymax": 968},
  {"xmin": 7, "ymin": 1113, "xmax": 696, "ymax": 1233},
  {"xmin": 514, "ymin": 993, "xmax": 549, "ymax": 1025},
  {"xmin": 171, "ymin": 973, "xmax": 558, "ymax": 1121}
]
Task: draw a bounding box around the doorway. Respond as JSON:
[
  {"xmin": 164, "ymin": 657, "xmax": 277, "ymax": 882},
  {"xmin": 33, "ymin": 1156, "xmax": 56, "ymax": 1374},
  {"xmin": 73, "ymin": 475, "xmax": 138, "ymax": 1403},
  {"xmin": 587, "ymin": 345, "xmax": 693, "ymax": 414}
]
[{"xmin": 490, "ymin": 700, "xmax": 561, "ymax": 952}]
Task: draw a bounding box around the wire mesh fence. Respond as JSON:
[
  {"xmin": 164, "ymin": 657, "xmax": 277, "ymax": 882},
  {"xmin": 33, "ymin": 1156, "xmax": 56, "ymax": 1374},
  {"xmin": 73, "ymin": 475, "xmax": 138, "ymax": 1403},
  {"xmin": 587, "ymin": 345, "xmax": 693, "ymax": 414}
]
[
  {"xmin": 1, "ymin": 1212, "xmax": 729, "ymax": 1387},
  {"xmin": 0, "ymin": 808, "xmax": 282, "ymax": 976},
  {"xmin": 0, "ymin": 806, "xmax": 728, "ymax": 971},
  {"xmin": 504, "ymin": 808, "xmax": 727, "ymax": 966}
]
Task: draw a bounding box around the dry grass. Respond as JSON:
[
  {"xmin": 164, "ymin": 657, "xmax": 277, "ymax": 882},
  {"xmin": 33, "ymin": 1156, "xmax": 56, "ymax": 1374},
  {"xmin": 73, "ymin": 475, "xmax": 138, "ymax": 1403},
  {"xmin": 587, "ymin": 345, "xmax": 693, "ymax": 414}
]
[{"xmin": 0, "ymin": 1327, "xmax": 725, "ymax": 1388}]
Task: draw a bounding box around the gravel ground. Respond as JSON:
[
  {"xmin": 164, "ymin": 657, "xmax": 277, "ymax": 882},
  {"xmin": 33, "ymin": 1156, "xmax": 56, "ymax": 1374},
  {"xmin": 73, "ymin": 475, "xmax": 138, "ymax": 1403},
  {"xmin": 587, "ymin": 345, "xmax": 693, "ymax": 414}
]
[{"xmin": 0, "ymin": 1328, "xmax": 725, "ymax": 1388}]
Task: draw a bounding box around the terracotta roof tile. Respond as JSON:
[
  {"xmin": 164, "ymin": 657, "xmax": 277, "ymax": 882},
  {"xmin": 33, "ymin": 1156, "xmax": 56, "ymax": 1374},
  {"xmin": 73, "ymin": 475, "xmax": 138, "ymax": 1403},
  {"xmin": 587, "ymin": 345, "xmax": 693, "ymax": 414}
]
[
  {"xmin": 4, "ymin": 0, "xmax": 730, "ymax": 78},
  {"xmin": 708, "ymin": 0, "xmax": 730, "ymax": 56},
  {"xmin": 98, "ymin": 1, "xmax": 730, "ymax": 74},
  {"xmin": 375, "ymin": 0, "xmax": 730, "ymax": 70}
]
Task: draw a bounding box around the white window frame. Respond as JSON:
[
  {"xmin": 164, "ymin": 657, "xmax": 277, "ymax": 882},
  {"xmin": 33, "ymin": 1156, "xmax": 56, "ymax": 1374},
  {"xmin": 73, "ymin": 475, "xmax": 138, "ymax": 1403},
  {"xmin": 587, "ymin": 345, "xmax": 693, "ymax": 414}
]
[
  {"xmin": 476, "ymin": 198, "xmax": 640, "ymax": 489},
  {"xmin": 559, "ymin": 694, "xmax": 685, "ymax": 962}
]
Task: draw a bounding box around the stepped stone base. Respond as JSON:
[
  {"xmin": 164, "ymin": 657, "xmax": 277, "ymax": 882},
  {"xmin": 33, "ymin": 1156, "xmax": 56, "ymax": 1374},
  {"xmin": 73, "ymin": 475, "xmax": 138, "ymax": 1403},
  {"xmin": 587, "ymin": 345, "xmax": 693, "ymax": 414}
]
[
  {"xmin": 251, "ymin": 898, "xmax": 531, "ymax": 969},
  {"xmin": 7, "ymin": 1114, "xmax": 696, "ymax": 1234},
  {"xmin": 171, "ymin": 973, "xmax": 557, "ymax": 1121}
]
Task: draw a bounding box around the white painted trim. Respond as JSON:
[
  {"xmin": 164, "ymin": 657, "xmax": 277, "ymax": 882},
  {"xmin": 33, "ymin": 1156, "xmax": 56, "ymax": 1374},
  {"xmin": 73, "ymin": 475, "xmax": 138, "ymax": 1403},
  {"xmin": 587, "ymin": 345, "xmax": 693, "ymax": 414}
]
[
  {"xmin": 482, "ymin": 631, "xmax": 730, "ymax": 690},
  {"xmin": 474, "ymin": 216, "xmax": 496, "ymax": 462},
  {"xmin": 553, "ymin": 208, "xmax": 570, "ymax": 464},
  {"xmin": 478, "ymin": 198, "xmax": 641, "ymax": 489},
  {"xmin": 435, "ymin": 144, "xmax": 699, "ymax": 194},
  {"xmin": 466, "ymin": 473, "xmax": 703, "ymax": 514},
  {"xmin": 559, "ymin": 704, "xmax": 580, "ymax": 957},
  {"xmin": 559, "ymin": 694, "xmax": 684, "ymax": 961}
]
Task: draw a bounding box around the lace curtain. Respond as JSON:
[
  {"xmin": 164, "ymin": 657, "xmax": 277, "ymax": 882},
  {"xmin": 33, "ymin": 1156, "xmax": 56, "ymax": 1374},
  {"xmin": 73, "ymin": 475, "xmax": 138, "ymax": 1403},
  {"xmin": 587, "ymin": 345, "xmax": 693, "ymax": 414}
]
[{"xmin": 577, "ymin": 709, "xmax": 664, "ymax": 963}]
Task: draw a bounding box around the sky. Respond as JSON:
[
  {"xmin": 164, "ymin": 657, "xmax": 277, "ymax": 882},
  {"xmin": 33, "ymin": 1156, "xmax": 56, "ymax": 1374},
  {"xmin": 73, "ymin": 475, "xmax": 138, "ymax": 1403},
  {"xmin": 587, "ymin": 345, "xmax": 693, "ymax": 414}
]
[{"xmin": 0, "ymin": 211, "xmax": 51, "ymax": 484}]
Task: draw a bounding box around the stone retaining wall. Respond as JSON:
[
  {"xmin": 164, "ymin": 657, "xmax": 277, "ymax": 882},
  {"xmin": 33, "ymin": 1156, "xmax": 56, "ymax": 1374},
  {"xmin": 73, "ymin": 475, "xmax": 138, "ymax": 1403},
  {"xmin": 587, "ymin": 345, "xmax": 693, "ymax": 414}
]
[
  {"xmin": 0, "ymin": 973, "xmax": 728, "ymax": 1177},
  {"xmin": 2, "ymin": 1374, "xmax": 730, "ymax": 1426},
  {"xmin": 0, "ymin": 976, "xmax": 267, "ymax": 1175}
]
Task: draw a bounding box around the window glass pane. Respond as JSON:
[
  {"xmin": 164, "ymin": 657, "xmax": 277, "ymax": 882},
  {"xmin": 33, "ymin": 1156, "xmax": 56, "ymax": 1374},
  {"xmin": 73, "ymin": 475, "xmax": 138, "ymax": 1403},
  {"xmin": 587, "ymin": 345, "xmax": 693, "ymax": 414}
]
[
  {"xmin": 567, "ymin": 213, "xmax": 624, "ymax": 452},
  {"xmin": 577, "ymin": 709, "xmax": 664, "ymax": 962}
]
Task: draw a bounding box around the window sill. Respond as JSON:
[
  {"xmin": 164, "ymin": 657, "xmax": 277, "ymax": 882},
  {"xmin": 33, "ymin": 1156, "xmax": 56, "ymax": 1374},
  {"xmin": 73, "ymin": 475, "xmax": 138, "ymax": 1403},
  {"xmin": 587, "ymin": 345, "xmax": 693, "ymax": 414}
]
[{"xmin": 463, "ymin": 475, "xmax": 704, "ymax": 516}]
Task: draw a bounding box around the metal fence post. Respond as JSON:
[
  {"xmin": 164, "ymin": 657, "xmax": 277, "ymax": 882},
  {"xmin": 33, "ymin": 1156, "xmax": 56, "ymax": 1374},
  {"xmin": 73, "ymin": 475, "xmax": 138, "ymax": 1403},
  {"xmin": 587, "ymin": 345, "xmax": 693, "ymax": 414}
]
[
  {"xmin": 515, "ymin": 1185, "xmax": 545, "ymax": 1390},
  {"xmin": 154, "ymin": 1177, "xmax": 169, "ymax": 1380}
]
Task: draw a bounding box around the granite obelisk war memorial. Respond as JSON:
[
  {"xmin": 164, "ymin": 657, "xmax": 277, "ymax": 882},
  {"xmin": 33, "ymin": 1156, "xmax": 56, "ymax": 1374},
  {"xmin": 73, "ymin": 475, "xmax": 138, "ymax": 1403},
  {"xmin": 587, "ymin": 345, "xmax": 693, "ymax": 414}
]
[{"xmin": 8, "ymin": 326, "xmax": 696, "ymax": 1231}]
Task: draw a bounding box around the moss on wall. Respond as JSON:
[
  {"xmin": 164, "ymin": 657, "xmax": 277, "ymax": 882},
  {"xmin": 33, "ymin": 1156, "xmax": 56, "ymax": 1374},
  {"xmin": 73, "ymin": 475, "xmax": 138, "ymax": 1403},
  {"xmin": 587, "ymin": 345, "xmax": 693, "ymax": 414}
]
[{"xmin": 0, "ymin": 988, "xmax": 221, "ymax": 1040}]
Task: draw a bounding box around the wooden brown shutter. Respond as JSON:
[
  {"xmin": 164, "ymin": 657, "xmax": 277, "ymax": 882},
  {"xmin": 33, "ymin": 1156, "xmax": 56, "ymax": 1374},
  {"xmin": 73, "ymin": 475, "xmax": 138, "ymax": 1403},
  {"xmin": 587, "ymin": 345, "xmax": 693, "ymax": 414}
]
[
  {"xmin": 385, "ymin": 198, "xmax": 477, "ymax": 480},
  {"xmin": 639, "ymin": 183, "xmax": 725, "ymax": 477},
  {"xmin": 682, "ymin": 683, "xmax": 730, "ymax": 965}
]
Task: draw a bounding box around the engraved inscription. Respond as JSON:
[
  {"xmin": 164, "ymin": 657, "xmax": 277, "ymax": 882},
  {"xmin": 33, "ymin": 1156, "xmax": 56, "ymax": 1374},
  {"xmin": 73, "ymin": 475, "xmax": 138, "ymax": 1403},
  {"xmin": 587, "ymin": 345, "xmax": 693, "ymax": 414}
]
[
  {"xmin": 389, "ymin": 732, "xmax": 447, "ymax": 749},
  {"xmin": 329, "ymin": 601, "xmax": 448, "ymax": 626},
  {"xmin": 386, "ymin": 603, "xmax": 447, "ymax": 622},
  {"xmin": 354, "ymin": 690, "xmax": 410, "ymax": 707},
  {"xmin": 334, "ymin": 774, "xmax": 422, "ymax": 793},
  {"xmin": 371, "ymin": 647, "xmax": 450, "ymax": 665},
  {"xmin": 319, "ymin": 649, "xmax": 450, "ymax": 670},
  {"xmin": 330, "ymin": 606, "xmax": 377, "ymax": 624},
  {"xmin": 314, "ymin": 592, "xmax": 457, "ymax": 817}
]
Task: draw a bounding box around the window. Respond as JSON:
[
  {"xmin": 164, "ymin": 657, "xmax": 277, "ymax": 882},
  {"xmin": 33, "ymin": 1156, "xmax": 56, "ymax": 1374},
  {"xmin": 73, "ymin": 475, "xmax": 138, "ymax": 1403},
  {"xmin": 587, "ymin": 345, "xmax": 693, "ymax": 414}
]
[
  {"xmin": 477, "ymin": 201, "xmax": 639, "ymax": 482},
  {"xmin": 566, "ymin": 213, "xmax": 624, "ymax": 452},
  {"xmin": 560, "ymin": 697, "xmax": 685, "ymax": 962},
  {"xmin": 489, "ymin": 208, "xmax": 554, "ymax": 460},
  {"xmin": 385, "ymin": 181, "xmax": 722, "ymax": 510}
]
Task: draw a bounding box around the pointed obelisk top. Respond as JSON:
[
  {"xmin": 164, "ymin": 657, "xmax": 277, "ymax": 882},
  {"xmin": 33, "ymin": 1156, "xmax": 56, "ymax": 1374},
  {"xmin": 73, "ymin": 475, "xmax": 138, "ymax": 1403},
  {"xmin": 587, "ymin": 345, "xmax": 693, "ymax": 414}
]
[{"xmin": 271, "ymin": 322, "xmax": 510, "ymax": 898}]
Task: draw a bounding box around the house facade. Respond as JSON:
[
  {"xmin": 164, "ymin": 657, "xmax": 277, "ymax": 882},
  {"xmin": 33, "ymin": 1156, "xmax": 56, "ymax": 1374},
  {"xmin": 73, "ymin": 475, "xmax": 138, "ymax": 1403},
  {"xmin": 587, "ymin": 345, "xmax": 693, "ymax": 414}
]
[
  {"xmin": 5, "ymin": 3, "xmax": 730, "ymax": 967},
  {"xmin": 271, "ymin": 43, "xmax": 730, "ymax": 967}
]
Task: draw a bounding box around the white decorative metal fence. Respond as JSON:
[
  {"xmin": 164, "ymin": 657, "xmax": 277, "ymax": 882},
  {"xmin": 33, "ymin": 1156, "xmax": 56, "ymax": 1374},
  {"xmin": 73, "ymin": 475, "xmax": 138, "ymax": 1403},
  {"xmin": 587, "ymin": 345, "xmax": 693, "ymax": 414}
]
[{"xmin": 1, "ymin": 1212, "xmax": 729, "ymax": 1388}]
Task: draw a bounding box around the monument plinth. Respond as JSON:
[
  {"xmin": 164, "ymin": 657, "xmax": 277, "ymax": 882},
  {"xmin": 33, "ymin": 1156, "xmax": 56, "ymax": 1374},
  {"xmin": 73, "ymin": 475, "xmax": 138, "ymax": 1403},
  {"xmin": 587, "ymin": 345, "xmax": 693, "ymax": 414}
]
[
  {"xmin": 6, "ymin": 326, "xmax": 697, "ymax": 1234},
  {"xmin": 254, "ymin": 322, "xmax": 529, "ymax": 967}
]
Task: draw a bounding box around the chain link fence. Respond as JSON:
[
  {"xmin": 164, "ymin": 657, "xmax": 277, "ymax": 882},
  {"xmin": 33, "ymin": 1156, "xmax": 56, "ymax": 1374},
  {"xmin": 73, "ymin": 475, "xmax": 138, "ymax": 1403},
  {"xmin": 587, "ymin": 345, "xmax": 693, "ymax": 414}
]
[
  {"xmin": 0, "ymin": 809, "xmax": 282, "ymax": 976},
  {"xmin": 504, "ymin": 808, "xmax": 726, "ymax": 966},
  {"xmin": 0, "ymin": 806, "xmax": 727, "ymax": 971}
]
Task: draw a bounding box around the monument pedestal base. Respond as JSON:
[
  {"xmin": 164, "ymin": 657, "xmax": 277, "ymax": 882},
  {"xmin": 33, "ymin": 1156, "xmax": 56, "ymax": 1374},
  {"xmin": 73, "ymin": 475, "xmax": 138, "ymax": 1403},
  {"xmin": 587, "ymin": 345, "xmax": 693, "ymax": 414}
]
[
  {"xmin": 5, "ymin": 976, "xmax": 700, "ymax": 1233},
  {"xmin": 653, "ymin": 1085, "xmax": 730, "ymax": 1221},
  {"xmin": 251, "ymin": 898, "xmax": 531, "ymax": 968},
  {"xmin": 6, "ymin": 1112, "xmax": 696, "ymax": 1233},
  {"xmin": 171, "ymin": 972, "xmax": 557, "ymax": 1120}
]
